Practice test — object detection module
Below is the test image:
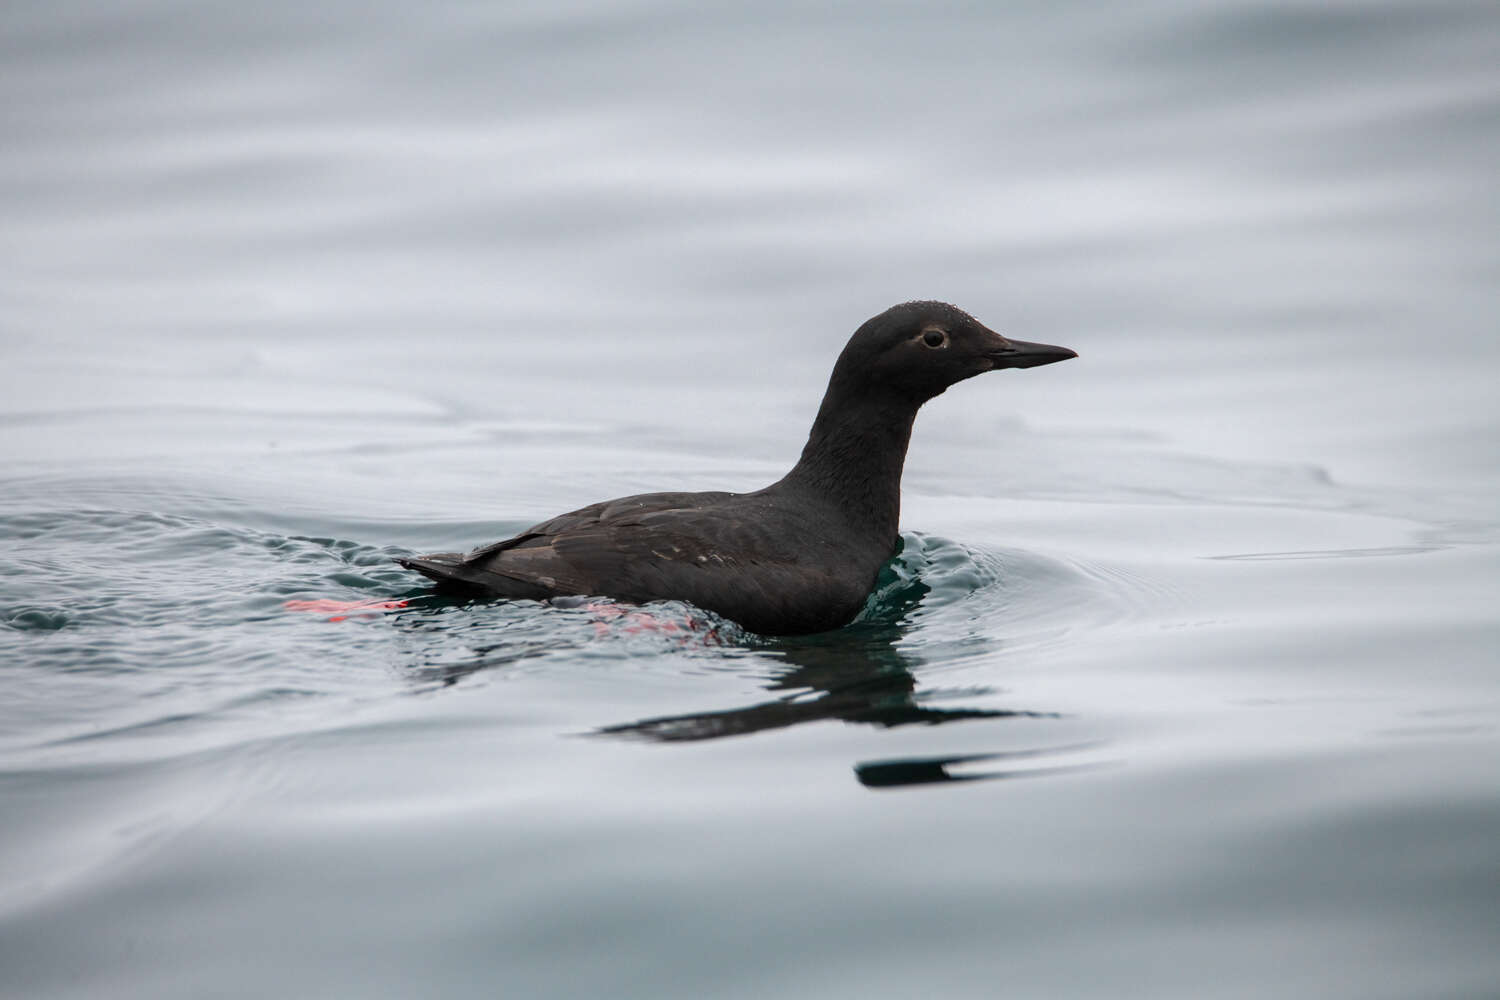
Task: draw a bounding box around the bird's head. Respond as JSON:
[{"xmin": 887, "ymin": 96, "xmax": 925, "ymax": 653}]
[{"xmin": 833, "ymin": 301, "xmax": 1076, "ymax": 403}]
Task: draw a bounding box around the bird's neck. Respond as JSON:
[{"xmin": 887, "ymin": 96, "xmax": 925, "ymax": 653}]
[{"xmin": 777, "ymin": 382, "xmax": 920, "ymax": 544}]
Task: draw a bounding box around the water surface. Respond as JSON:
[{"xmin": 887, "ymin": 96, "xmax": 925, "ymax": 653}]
[{"xmin": 2, "ymin": 1, "xmax": 1498, "ymax": 997}]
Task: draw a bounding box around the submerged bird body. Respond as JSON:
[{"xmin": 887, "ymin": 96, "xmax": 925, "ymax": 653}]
[{"xmin": 400, "ymin": 302, "xmax": 1075, "ymax": 635}]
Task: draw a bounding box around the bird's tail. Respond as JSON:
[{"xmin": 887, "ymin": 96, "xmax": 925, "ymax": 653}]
[
  {"xmin": 397, "ymin": 552, "xmax": 463, "ymax": 578},
  {"xmin": 395, "ymin": 552, "xmax": 493, "ymax": 595}
]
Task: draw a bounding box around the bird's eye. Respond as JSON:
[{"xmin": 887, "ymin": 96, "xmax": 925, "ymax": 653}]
[{"xmin": 921, "ymin": 329, "xmax": 947, "ymax": 349}]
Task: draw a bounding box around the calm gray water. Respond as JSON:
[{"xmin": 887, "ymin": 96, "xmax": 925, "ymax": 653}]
[{"xmin": 3, "ymin": 2, "xmax": 1498, "ymax": 997}]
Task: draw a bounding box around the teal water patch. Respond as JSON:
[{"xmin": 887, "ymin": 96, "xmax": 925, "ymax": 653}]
[
  {"xmin": 856, "ymin": 531, "xmax": 999, "ymax": 625},
  {"xmin": 4, "ymin": 607, "xmax": 71, "ymax": 632},
  {"xmin": 858, "ymin": 531, "xmax": 1149, "ymax": 653}
]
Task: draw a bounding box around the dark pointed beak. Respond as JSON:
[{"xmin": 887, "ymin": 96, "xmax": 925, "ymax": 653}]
[{"xmin": 986, "ymin": 337, "xmax": 1078, "ymax": 370}]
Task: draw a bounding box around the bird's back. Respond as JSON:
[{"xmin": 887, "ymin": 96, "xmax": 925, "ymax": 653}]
[{"xmin": 399, "ymin": 485, "xmax": 890, "ymax": 634}]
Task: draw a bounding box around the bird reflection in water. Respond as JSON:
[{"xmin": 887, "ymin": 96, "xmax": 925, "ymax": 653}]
[
  {"xmin": 593, "ymin": 563, "xmax": 1105, "ymax": 787},
  {"xmin": 399, "ymin": 548, "xmax": 1101, "ymax": 788},
  {"xmin": 593, "ymin": 621, "xmax": 1049, "ymax": 741},
  {"xmin": 591, "ymin": 620, "xmax": 1103, "ymax": 788}
]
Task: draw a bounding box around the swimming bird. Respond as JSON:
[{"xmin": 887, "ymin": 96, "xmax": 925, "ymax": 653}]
[{"xmin": 399, "ymin": 301, "xmax": 1075, "ymax": 635}]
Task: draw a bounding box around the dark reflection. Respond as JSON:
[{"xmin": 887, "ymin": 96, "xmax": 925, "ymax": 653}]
[
  {"xmin": 855, "ymin": 746, "xmax": 1108, "ymax": 789},
  {"xmin": 594, "ymin": 624, "xmax": 1054, "ymax": 742}
]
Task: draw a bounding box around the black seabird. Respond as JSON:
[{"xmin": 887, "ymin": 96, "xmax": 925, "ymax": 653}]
[{"xmin": 399, "ymin": 301, "xmax": 1075, "ymax": 635}]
